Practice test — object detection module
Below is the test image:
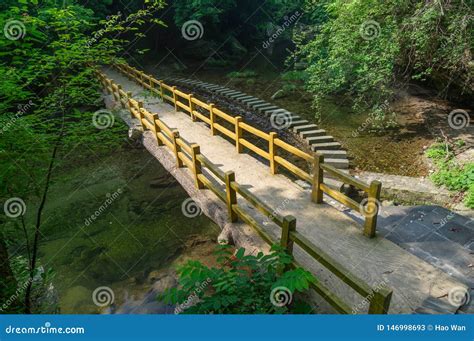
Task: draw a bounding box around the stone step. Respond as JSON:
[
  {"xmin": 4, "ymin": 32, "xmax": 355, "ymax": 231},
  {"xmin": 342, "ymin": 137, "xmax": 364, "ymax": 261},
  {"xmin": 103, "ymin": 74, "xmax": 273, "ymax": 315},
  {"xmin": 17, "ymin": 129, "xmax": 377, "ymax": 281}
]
[
  {"xmin": 246, "ymin": 99, "xmax": 266, "ymax": 106},
  {"xmin": 288, "ymin": 119, "xmax": 309, "ymax": 128},
  {"xmin": 253, "ymin": 102, "xmax": 272, "ymax": 109},
  {"xmin": 223, "ymin": 90, "xmax": 240, "ymax": 96},
  {"xmin": 300, "ymin": 129, "xmax": 327, "ymax": 138},
  {"xmin": 259, "ymin": 105, "xmax": 279, "ymax": 113},
  {"xmin": 293, "ymin": 124, "xmax": 318, "ymax": 133},
  {"xmin": 228, "ymin": 92, "xmax": 246, "ymax": 99},
  {"xmin": 214, "ymin": 87, "xmax": 230, "ymax": 93},
  {"xmin": 206, "ymin": 85, "xmax": 221, "ymax": 90},
  {"xmin": 307, "ymin": 135, "xmax": 335, "ymax": 144},
  {"xmin": 241, "ymin": 97, "xmax": 259, "ymax": 103},
  {"xmin": 317, "ymin": 150, "xmax": 348, "ymax": 159},
  {"xmin": 324, "ymin": 158, "xmax": 349, "ymax": 169},
  {"xmin": 234, "ymin": 95, "xmax": 254, "ymax": 100},
  {"xmin": 311, "ymin": 142, "xmax": 342, "ymax": 151}
]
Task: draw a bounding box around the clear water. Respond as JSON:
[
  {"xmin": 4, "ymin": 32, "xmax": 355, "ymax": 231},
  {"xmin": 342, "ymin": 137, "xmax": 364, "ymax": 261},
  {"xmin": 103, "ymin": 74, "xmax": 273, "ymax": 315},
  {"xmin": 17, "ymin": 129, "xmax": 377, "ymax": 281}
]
[{"xmin": 37, "ymin": 144, "xmax": 220, "ymax": 313}]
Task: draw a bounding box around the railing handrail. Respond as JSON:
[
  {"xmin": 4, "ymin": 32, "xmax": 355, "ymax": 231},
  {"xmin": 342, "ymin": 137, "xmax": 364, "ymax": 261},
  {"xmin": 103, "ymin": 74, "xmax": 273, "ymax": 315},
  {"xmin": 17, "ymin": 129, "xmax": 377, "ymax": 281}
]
[{"xmin": 95, "ymin": 68, "xmax": 393, "ymax": 314}]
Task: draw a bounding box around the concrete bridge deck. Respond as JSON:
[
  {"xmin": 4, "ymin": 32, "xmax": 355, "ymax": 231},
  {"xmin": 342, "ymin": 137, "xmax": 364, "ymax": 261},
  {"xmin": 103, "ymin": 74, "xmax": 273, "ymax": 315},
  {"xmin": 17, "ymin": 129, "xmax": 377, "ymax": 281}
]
[{"xmin": 103, "ymin": 68, "xmax": 467, "ymax": 314}]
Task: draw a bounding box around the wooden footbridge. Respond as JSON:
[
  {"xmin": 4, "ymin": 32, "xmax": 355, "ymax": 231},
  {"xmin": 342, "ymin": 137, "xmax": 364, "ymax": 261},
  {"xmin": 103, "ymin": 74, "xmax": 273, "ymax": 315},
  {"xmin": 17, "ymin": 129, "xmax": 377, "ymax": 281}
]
[{"xmin": 94, "ymin": 63, "xmax": 467, "ymax": 315}]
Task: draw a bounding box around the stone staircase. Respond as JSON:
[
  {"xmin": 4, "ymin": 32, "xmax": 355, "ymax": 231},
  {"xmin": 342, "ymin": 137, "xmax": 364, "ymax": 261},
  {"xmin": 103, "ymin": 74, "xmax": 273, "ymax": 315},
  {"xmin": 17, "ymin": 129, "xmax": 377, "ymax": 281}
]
[{"xmin": 162, "ymin": 77, "xmax": 350, "ymax": 170}]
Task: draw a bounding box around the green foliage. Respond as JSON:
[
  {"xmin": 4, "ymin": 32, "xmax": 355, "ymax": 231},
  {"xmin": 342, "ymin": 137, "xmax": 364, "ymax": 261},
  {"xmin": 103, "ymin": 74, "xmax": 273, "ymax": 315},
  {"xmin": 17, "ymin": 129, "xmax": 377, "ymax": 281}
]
[
  {"xmin": 293, "ymin": 0, "xmax": 473, "ymax": 117},
  {"xmin": 426, "ymin": 143, "xmax": 474, "ymax": 208},
  {"xmin": 159, "ymin": 245, "xmax": 316, "ymax": 314}
]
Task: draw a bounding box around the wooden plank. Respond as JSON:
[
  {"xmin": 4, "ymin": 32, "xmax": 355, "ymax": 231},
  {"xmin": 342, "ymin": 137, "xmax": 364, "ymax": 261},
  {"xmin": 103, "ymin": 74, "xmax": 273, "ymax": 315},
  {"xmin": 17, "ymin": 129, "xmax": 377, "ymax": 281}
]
[
  {"xmin": 312, "ymin": 154, "xmax": 324, "ymax": 203},
  {"xmin": 308, "ymin": 277, "xmax": 352, "ymax": 314},
  {"xmin": 213, "ymin": 107, "xmax": 236, "ymax": 124},
  {"xmin": 232, "ymin": 205, "xmax": 276, "ymax": 245},
  {"xmin": 230, "ymin": 181, "xmax": 285, "ymax": 226},
  {"xmin": 239, "ymin": 121, "xmax": 270, "ymax": 141},
  {"xmin": 192, "ymin": 110, "xmax": 211, "ymax": 124},
  {"xmin": 176, "ymin": 138, "xmax": 192, "ymax": 154},
  {"xmin": 163, "ymin": 94, "xmax": 174, "ymax": 103},
  {"xmin": 174, "ymin": 88, "xmax": 190, "ymax": 99},
  {"xmin": 225, "ymin": 171, "xmax": 238, "ymax": 222},
  {"xmin": 321, "ymin": 163, "xmax": 370, "ymax": 192},
  {"xmin": 319, "ymin": 183, "xmax": 360, "ymax": 211},
  {"xmin": 239, "ymin": 138, "xmax": 270, "ymax": 160},
  {"xmin": 197, "ymin": 173, "xmax": 226, "ymax": 202},
  {"xmin": 274, "ymin": 156, "xmax": 312, "ymax": 183},
  {"xmin": 196, "ymin": 154, "xmax": 226, "ymax": 181},
  {"xmin": 191, "ymin": 97, "xmax": 210, "ymax": 110},
  {"xmin": 290, "ymin": 231, "xmax": 372, "ymax": 297},
  {"xmin": 157, "ymin": 132, "xmax": 174, "ymax": 150},
  {"xmin": 176, "ymin": 100, "xmax": 191, "ymax": 112},
  {"xmin": 178, "ymin": 151, "xmax": 193, "ymax": 169},
  {"xmin": 363, "ymin": 181, "xmax": 382, "ymax": 238},
  {"xmin": 274, "ymin": 138, "xmax": 313, "ymax": 162},
  {"xmin": 213, "ymin": 123, "xmax": 236, "ymax": 140}
]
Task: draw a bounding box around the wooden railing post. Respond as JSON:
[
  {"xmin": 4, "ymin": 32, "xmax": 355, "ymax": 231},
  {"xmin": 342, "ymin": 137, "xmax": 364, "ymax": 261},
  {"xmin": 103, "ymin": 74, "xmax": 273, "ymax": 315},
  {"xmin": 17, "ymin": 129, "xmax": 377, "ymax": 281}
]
[
  {"xmin": 280, "ymin": 215, "xmax": 297, "ymax": 272},
  {"xmin": 368, "ymin": 287, "xmax": 392, "ymax": 314},
  {"xmin": 138, "ymin": 101, "xmax": 146, "ymax": 130},
  {"xmin": 189, "ymin": 94, "xmax": 196, "ymax": 121},
  {"xmin": 152, "ymin": 114, "xmax": 163, "ymax": 146},
  {"xmin": 311, "ymin": 154, "xmax": 324, "ymax": 203},
  {"xmin": 280, "ymin": 215, "xmax": 296, "ymax": 254},
  {"xmin": 225, "ymin": 171, "xmax": 238, "ymax": 222},
  {"xmin": 172, "ymin": 86, "xmax": 178, "ymax": 111},
  {"xmin": 191, "ymin": 144, "xmax": 204, "ymax": 189},
  {"xmin": 158, "ymin": 80, "xmax": 164, "ymax": 101},
  {"xmin": 235, "ymin": 116, "xmax": 243, "ymax": 153},
  {"xmin": 363, "ymin": 180, "xmax": 382, "ymax": 238},
  {"xmin": 117, "ymin": 85, "xmax": 125, "ymax": 108},
  {"xmin": 172, "ymin": 130, "xmax": 183, "ymax": 168},
  {"xmin": 209, "ymin": 104, "xmax": 216, "ymax": 135},
  {"xmin": 269, "ymin": 132, "xmax": 277, "ymax": 175}
]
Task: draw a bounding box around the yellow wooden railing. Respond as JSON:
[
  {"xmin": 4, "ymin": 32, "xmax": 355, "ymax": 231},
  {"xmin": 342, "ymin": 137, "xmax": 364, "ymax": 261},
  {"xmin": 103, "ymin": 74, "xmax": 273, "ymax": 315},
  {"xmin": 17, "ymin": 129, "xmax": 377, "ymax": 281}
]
[
  {"xmin": 112, "ymin": 63, "xmax": 382, "ymax": 238},
  {"xmin": 96, "ymin": 68, "xmax": 392, "ymax": 314}
]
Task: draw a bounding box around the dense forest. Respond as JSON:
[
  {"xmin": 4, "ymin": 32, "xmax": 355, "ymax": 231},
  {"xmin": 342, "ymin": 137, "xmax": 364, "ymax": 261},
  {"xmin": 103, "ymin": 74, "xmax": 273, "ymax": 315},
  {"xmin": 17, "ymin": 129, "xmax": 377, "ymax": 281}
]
[{"xmin": 0, "ymin": 0, "xmax": 472, "ymax": 314}]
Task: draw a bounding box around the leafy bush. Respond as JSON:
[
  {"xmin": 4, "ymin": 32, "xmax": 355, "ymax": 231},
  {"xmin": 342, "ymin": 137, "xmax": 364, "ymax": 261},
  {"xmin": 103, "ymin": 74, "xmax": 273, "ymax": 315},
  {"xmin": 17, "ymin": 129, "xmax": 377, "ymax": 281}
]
[
  {"xmin": 159, "ymin": 245, "xmax": 316, "ymax": 314},
  {"xmin": 426, "ymin": 143, "xmax": 474, "ymax": 208}
]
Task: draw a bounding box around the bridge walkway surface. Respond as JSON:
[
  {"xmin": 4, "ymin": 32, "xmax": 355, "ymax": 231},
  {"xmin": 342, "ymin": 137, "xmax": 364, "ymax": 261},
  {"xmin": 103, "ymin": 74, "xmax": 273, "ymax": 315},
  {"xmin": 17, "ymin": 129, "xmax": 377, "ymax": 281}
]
[{"xmin": 103, "ymin": 68, "xmax": 467, "ymax": 314}]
